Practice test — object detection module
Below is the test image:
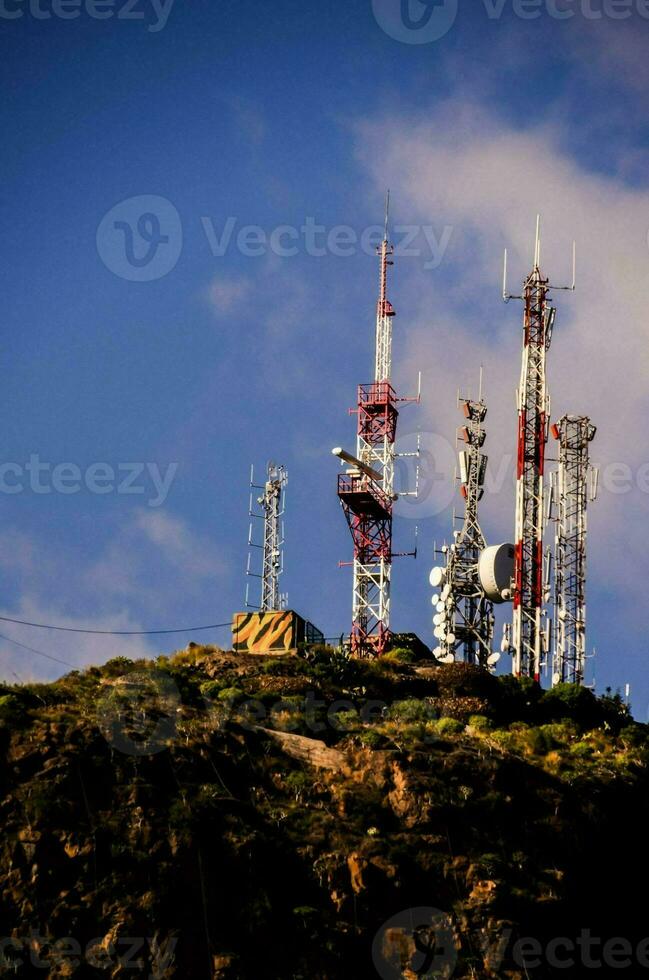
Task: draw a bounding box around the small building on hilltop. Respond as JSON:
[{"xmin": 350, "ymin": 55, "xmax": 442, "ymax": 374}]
[{"xmin": 232, "ymin": 610, "xmax": 324, "ymax": 656}]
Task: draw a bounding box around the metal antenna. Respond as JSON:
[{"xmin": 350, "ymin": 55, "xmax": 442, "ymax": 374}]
[
  {"xmin": 334, "ymin": 198, "xmax": 419, "ymax": 658},
  {"xmin": 551, "ymin": 416, "xmax": 597, "ymax": 687},
  {"xmin": 246, "ymin": 462, "xmax": 288, "ymax": 612},
  {"xmin": 534, "ymin": 213, "xmax": 541, "ymax": 269},
  {"xmin": 434, "ymin": 373, "xmax": 494, "ymax": 668},
  {"xmin": 503, "ymin": 217, "xmax": 576, "ymax": 679}
]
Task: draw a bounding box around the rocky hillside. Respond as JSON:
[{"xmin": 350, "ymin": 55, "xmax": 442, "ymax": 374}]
[{"xmin": 1, "ymin": 646, "xmax": 647, "ymax": 979}]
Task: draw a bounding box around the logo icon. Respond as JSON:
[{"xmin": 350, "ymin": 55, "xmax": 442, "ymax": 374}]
[
  {"xmin": 372, "ymin": 0, "xmax": 458, "ymax": 44},
  {"xmin": 96, "ymin": 195, "xmax": 182, "ymax": 282},
  {"xmin": 372, "ymin": 906, "xmax": 457, "ymax": 979}
]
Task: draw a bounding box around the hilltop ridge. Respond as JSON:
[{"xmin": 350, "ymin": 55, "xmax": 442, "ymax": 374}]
[{"xmin": 0, "ymin": 646, "xmax": 647, "ymax": 978}]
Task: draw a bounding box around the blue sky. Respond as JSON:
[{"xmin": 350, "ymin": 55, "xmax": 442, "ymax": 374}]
[{"xmin": 1, "ymin": 0, "xmax": 648, "ymax": 713}]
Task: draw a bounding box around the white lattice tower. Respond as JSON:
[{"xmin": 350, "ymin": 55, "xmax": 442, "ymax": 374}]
[
  {"xmin": 552, "ymin": 415, "xmax": 596, "ymax": 686},
  {"xmin": 247, "ymin": 463, "xmax": 287, "ymax": 612},
  {"xmin": 435, "ymin": 386, "xmax": 494, "ymax": 666}
]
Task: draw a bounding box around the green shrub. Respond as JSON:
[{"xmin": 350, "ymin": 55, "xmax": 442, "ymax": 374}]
[
  {"xmin": 200, "ymin": 680, "xmax": 223, "ymax": 700},
  {"xmin": 101, "ymin": 657, "xmax": 135, "ymax": 678},
  {"xmin": 494, "ymin": 674, "xmax": 543, "ymax": 724},
  {"xmin": 435, "ymin": 717, "xmax": 464, "ymax": 736},
  {"xmin": 540, "ymin": 684, "xmax": 599, "ymax": 729},
  {"xmin": 331, "ymin": 707, "xmax": 360, "ymax": 732},
  {"xmin": 285, "ymin": 771, "xmax": 312, "ymax": 801},
  {"xmin": 436, "ymin": 663, "xmax": 497, "ymax": 701},
  {"xmin": 0, "ymin": 694, "xmax": 21, "ymax": 723},
  {"xmin": 389, "ymin": 699, "xmax": 436, "ymax": 724},
  {"xmin": 383, "ymin": 647, "xmax": 417, "ymax": 665},
  {"xmin": 570, "ymin": 741, "xmax": 595, "ymax": 759},
  {"xmin": 467, "ymin": 714, "xmax": 492, "ymax": 732},
  {"xmin": 358, "ymin": 729, "xmax": 383, "ymax": 749},
  {"xmin": 217, "ymin": 686, "xmax": 245, "ymax": 702},
  {"xmin": 525, "ymin": 727, "xmax": 553, "ymax": 755}
]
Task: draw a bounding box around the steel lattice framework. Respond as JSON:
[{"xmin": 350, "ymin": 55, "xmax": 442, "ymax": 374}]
[
  {"xmin": 337, "ymin": 211, "xmax": 418, "ymax": 657},
  {"xmin": 512, "ymin": 262, "xmax": 553, "ymax": 679},
  {"xmin": 504, "ymin": 221, "xmax": 576, "ymax": 679},
  {"xmin": 551, "ymin": 415, "xmax": 596, "ymax": 686},
  {"xmin": 437, "ymin": 389, "xmax": 494, "ymax": 666},
  {"xmin": 246, "ymin": 463, "xmax": 288, "ymax": 612}
]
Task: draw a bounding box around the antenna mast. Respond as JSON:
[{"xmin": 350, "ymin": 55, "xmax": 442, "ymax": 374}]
[
  {"xmin": 246, "ymin": 462, "xmax": 288, "ymax": 612},
  {"xmin": 551, "ymin": 416, "xmax": 597, "ymax": 686},
  {"xmin": 504, "ymin": 216, "xmax": 575, "ymax": 679},
  {"xmin": 336, "ymin": 195, "xmax": 419, "ymax": 657},
  {"xmin": 434, "ymin": 380, "xmax": 494, "ymax": 666}
]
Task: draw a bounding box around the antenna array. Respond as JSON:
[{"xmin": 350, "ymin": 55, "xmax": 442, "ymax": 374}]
[{"xmin": 246, "ymin": 462, "xmax": 288, "ymax": 612}]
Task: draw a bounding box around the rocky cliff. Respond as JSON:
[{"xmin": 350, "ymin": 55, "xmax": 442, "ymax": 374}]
[{"xmin": 0, "ymin": 647, "xmax": 647, "ymax": 978}]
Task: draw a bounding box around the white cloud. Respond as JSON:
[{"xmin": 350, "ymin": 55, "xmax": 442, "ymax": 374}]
[
  {"xmin": 207, "ymin": 275, "xmax": 252, "ymax": 316},
  {"xmin": 134, "ymin": 509, "xmax": 222, "ymax": 578},
  {"xmin": 353, "ymin": 100, "xmax": 649, "ymax": 605},
  {"xmin": 0, "ymin": 599, "xmax": 155, "ymax": 684}
]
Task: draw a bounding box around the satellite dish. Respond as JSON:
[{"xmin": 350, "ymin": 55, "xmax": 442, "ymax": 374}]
[
  {"xmin": 433, "ymin": 614, "xmax": 442, "ymax": 627},
  {"xmin": 446, "ymin": 632, "xmax": 456, "ymax": 645},
  {"xmin": 434, "ymin": 626, "xmax": 444, "ymax": 640},
  {"xmin": 441, "ymin": 653, "xmax": 455, "ymax": 664},
  {"xmin": 436, "ymin": 602, "xmax": 445, "ymax": 613},
  {"xmin": 487, "ymin": 652, "xmax": 501, "ymax": 667},
  {"xmin": 429, "ymin": 566, "xmax": 445, "ymax": 588},
  {"xmin": 500, "ymin": 635, "xmax": 511, "ymax": 653},
  {"xmin": 478, "ymin": 544, "xmax": 515, "ymax": 603},
  {"xmin": 552, "ymin": 672, "xmax": 561, "ymax": 686},
  {"xmin": 441, "ymin": 584, "xmax": 451, "ymax": 601},
  {"xmin": 559, "ymin": 608, "xmax": 567, "ymax": 621},
  {"xmin": 431, "ymin": 594, "xmax": 440, "ymax": 606}
]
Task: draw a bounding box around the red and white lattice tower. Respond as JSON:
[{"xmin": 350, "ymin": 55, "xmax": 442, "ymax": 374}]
[
  {"xmin": 335, "ymin": 199, "xmax": 418, "ymax": 657},
  {"xmin": 504, "ymin": 218, "xmax": 575, "ymax": 679}
]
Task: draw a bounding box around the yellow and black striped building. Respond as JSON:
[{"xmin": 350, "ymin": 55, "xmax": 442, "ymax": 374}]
[{"xmin": 232, "ymin": 610, "xmax": 324, "ymax": 655}]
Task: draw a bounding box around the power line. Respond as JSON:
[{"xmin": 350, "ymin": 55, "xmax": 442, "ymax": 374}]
[
  {"xmin": 0, "ymin": 631, "xmax": 76, "ymax": 669},
  {"xmin": 0, "ymin": 616, "xmax": 233, "ymax": 637}
]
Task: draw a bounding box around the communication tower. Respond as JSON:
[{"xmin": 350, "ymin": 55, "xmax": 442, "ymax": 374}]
[
  {"xmin": 334, "ymin": 196, "xmax": 419, "ymax": 657},
  {"xmin": 503, "ymin": 217, "xmax": 575, "ymax": 679},
  {"xmin": 246, "ymin": 462, "xmax": 288, "ymax": 612},
  {"xmin": 430, "ymin": 376, "xmax": 495, "ymax": 667},
  {"xmin": 550, "ymin": 415, "xmax": 597, "ymax": 686}
]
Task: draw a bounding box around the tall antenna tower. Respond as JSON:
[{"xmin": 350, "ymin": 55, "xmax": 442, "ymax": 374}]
[
  {"xmin": 503, "ymin": 217, "xmax": 575, "ymax": 679},
  {"xmin": 334, "ymin": 194, "xmax": 419, "ymax": 657},
  {"xmin": 246, "ymin": 462, "xmax": 288, "ymax": 612},
  {"xmin": 432, "ymin": 375, "xmax": 495, "ymax": 667},
  {"xmin": 550, "ymin": 415, "xmax": 597, "ymax": 686}
]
